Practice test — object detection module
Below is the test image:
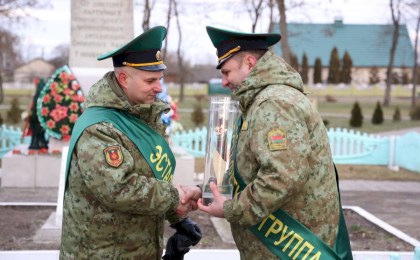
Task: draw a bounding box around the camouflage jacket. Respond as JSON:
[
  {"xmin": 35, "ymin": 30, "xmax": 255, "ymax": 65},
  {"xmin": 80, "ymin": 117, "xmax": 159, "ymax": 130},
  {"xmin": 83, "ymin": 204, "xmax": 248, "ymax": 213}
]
[
  {"xmin": 60, "ymin": 72, "xmax": 180, "ymax": 259},
  {"xmin": 224, "ymin": 51, "xmax": 340, "ymax": 259}
]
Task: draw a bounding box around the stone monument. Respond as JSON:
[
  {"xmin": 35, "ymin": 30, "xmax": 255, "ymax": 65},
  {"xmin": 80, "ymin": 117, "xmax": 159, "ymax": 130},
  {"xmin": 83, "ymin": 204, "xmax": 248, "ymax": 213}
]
[{"xmin": 69, "ymin": 0, "xmax": 134, "ymax": 93}]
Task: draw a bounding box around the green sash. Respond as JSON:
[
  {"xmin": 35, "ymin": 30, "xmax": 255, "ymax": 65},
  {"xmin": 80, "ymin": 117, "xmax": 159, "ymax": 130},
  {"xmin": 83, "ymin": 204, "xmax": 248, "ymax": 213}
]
[
  {"xmin": 65, "ymin": 107, "xmax": 176, "ymax": 186},
  {"xmin": 231, "ymin": 116, "xmax": 352, "ymax": 260}
]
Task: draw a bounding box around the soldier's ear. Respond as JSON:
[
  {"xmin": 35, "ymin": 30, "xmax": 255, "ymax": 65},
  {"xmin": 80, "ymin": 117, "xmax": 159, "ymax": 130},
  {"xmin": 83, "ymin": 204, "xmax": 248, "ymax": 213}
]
[
  {"xmin": 116, "ymin": 69, "xmax": 129, "ymax": 90},
  {"xmin": 244, "ymin": 54, "xmax": 258, "ymax": 71}
]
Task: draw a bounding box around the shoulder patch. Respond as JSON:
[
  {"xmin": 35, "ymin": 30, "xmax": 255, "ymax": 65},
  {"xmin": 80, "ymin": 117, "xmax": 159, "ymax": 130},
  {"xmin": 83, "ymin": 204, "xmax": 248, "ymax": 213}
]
[
  {"xmin": 104, "ymin": 145, "xmax": 123, "ymax": 167},
  {"xmin": 267, "ymin": 129, "xmax": 287, "ymax": 151}
]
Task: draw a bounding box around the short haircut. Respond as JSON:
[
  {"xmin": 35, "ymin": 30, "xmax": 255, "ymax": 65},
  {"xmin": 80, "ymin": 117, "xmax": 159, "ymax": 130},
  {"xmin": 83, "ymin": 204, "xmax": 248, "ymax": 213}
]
[{"xmin": 233, "ymin": 50, "xmax": 267, "ymax": 63}]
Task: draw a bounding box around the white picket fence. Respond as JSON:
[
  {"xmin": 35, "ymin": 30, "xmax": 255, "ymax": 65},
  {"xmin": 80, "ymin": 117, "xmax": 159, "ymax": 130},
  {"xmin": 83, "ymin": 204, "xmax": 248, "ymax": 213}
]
[
  {"xmin": 0, "ymin": 124, "xmax": 31, "ymax": 158},
  {"xmin": 171, "ymin": 127, "xmax": 420, "ymax": 173}
]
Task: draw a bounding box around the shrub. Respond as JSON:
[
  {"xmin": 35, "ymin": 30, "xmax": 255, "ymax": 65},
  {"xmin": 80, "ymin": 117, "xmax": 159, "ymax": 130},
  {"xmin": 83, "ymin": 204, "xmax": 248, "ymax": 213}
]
[
  {"xmin": 393, "ymin": 106, "xmax": 401, "ymax": 121},
  {"xmin": 349, "ymin": 101, "xmax": 363, "ymax": 127},
  {"xmin": 371, "ymin": 101, "xmax": 384, "ymax": 125},
  {"xmin": 191, "ymin": 102, "xmax": 204, "ymax": 126},
  {"xmin": 410, "ymin": 105, "xmax": 420, "ymax": 120},
  {"xmin": 7, "ymin": 98, "xmax": 23, "ymax": 124}
]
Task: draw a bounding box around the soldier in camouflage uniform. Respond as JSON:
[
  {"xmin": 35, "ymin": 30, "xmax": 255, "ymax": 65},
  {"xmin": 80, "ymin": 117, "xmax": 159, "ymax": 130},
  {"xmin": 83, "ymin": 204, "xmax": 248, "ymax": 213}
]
[
  {"xmin": 60, "ymin": 26, "xmax": 201, "ymax": 259},
  {"xmin": 184, "ymin": 26, "xmax": 352, "ymax": 259}
]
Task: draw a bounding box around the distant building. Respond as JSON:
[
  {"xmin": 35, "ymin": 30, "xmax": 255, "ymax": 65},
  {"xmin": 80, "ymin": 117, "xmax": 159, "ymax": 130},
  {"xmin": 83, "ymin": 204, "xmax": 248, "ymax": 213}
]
[
  {"xmin": 13, "ymin": 58, "xmax": 55, "ymax": 84},
  {"xmin": 272, "ymin": 19, "xmax": 415, "ymax": 85}
]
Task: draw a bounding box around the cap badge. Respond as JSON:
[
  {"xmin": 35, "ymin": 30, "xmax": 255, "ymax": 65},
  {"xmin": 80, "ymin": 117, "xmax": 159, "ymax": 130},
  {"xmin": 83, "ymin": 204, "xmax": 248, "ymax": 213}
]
[{"xmin": 156, "ymin": 51, "xmax": 162, "ymax": 61}]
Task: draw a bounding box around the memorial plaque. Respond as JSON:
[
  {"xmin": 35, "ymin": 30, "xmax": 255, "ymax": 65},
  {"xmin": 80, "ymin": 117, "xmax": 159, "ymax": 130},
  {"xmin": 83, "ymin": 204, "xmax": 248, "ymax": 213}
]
[
  {"xmin": 70, "ymin": 0, "xmax": 134, "ymax": 92},
  {"xmin": 70, "ymin": 0, "xmax": 134, "ymax": 69}
]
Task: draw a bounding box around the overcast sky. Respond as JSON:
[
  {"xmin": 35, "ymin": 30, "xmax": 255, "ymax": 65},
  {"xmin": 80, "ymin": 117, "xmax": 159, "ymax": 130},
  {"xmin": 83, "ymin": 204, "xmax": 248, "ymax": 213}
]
[{"xmin": 12, "ymin": 0, "xmax": 418, "ymax": 65}]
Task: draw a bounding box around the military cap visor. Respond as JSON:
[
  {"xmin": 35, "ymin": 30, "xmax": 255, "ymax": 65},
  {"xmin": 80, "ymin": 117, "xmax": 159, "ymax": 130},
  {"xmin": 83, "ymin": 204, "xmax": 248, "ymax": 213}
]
[
  {"xmin": 206, "ymin": 26, "xmax": 281, "ymax": 69},
  {"xmin": 97, "ymin": 26, "xmax": 167, "ymax": 71}
]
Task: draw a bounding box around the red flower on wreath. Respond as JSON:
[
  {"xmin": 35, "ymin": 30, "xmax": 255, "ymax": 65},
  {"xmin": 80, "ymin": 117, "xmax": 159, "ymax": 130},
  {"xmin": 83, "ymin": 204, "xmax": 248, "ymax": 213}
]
[
  {"xmin": 60, "ymin": 125, "xmax": 70, "ymax": 135},
  {"xmin": 63, "ymin": 88, "xmax": 73, "ymax": 96},
  {"xmin": 43, "ymin": 94, "xmax": 51, "ymax": 103},
  {"xmin": 60, "ymin": 72, "xmax": 69, "ymax": 85},
  {"xmin": 41, "ymin": 107, "xmax": 49, "ymax": 116},
  {"xmin": 69, "ymin": 102, "xmax": 80, "ymax": 112},
  {"xmin": 38, "ymin": 66, "xmax": 84, "ymax": 141},
  {"xmin": 54, "ymin": 94, "xmax": 63, "ymax": 103},
  {"xmin": 50, "ymin": 82, "xmax": 58, "ymax": 92},
  {"xmin": 47, "ymin": 120, "xmax": 56, "ymax": 129},
  {"xmin": 71, "ymin": 82, "xmax": 80, "ymax": 91},
  {"xmin": 50, "ymin": 104, "xmax": 68, "ymax": 122},
  {"xmin": 69, "ymin": 113, "xmax": 78, "ymax": 123}
]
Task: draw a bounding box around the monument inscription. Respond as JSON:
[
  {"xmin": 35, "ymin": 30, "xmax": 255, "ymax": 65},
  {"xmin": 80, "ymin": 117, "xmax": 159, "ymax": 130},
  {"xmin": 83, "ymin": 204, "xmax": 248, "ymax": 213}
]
[{"xmin": 70, "ymin": 0, "xmax": 134, "ymax": 68}]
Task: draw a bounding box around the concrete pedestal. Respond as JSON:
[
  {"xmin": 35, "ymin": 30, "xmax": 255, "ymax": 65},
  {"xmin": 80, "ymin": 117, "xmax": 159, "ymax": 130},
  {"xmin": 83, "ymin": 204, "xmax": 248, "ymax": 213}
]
[{"xmin": 1, "ymin": 144, "xmax": 61, "ymax": 188}]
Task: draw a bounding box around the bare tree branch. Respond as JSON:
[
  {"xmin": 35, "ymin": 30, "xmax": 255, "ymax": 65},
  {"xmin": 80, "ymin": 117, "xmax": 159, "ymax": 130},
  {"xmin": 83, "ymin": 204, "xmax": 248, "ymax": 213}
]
[
  {"xmin": 142, "ymin": 0, "xmax": 151, "ymax": 31},
  {"xmin": 163, "ymin": 0, "xmax": 173, "ymax": 60},
  {"xmin": 276, "ymin": 0, "xmax": 291, "ymax": 63},
  {"xmin": 384, "ymin": 0, "xmax": 402, "ymax": 106},
  {"xmin": 173, "ymin": 0, "xmax": 186, "ymax": 101},
  {"xmin": 245, "ymin": 0, "xmax": 265, "ymax": 33},
  {"xmin": 407, "ymin": 1, "xmax": 420, "ymax": 108},
  {"xmin": 0, "ymin": 0, "xmax": 45, "ymax": 23}
]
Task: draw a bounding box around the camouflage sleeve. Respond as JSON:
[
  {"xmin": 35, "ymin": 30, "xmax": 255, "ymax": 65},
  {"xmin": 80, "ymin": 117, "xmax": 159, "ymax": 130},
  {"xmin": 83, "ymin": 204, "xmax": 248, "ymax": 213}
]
[
  {"xmin": 76, "ymin": 122, "xmax": 179, "ymax": 215},
  {"xmin": 165, "ymin": 208, "xmax": 184, "ymax": 225},
  {"xmin": 224, "ymin": 96, "xmax": 311, "ymax": 226}
]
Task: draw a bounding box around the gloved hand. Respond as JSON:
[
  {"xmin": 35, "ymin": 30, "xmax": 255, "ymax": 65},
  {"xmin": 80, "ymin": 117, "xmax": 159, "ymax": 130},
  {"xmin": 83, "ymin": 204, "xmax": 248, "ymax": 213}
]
[
  {"xmin": 171, "ymin": 217, "xmax": 202, "ymax": 245},
  {"xmin": 162, "ymin": 217, "xmax": 202, "ymax": 260},
  {"xmin": 162, "ymin": 233, "xmax": 192, "ymax": 260}
]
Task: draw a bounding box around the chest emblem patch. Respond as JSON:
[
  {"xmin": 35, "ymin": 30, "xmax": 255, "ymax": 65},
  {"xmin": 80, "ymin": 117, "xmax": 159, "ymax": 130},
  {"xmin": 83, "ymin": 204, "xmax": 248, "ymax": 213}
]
[
  {"xmin": 267, "ymin": 129, "xmax": 287, "ymax": 150},
  {"xmin": 104, "ymin": 145, "xmax": 124, "ymax": 167}
]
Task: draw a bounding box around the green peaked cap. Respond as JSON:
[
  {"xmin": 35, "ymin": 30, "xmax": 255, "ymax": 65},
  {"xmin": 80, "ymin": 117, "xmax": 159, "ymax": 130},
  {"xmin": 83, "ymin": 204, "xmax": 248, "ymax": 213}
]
[
  {"xmin": 206, "ymin": 26, "xmax": 281, "ymax": 69},
  {"xmin": 97, "ymin": 26, "xmax": 167, "ymax": 71}
]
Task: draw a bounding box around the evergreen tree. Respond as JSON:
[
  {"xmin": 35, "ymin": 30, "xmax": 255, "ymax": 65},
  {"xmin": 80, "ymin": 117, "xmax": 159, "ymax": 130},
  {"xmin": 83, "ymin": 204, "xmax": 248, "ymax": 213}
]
[
  {"xmin": 191, "ymin": 102, "xmax": 204, "ymax": 126},
  {"xmin": 290, "ymin": 53, "xmax": 299, "ymax": 71},
  {"xmin": 369, "ymin": 67, "xmax": 381, "ymax": 84},
  {"xmin": 7, "ymin": 97, "xmax": 23, "ymax": 124},
  {"xmin": 387, "ymin": 71, "xmax": 400, "ymax": 84},
  {"xmin": 327, "ymin": 47, "xmax": 340, "ymax": 84},
  {"xmin": 393, "ymin": 106, "xmax": 401, "ymax": 121},
  {"xmin": 410, "ymin": 105, "xmax": 420, "ymax": 120},
  {"xmin": 340, "ymin": 51, "xmax": 353, "ymax": 84},
  {"xmin": 313, "ymin": 58, "xmax": 323, "ymax": 84},
  {"xmin": 400, "ymin": 66, "xmax": 409, "ymax": 85},
  {"xmin": 300, "ymin": 53, "xmax": 308, "ymax": 84},
  {"xmin": 349, "ymin": 101, "xmax": 363, "ymax": 127},
  {"xmin": 371, "ymin": 101, "xmax": 384, "ymax": 125}
]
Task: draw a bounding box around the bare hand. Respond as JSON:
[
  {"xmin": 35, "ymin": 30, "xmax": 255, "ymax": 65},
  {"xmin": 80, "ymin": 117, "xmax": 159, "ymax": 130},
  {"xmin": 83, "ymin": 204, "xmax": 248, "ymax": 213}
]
[
  {"xmin": 181, "ymin": 186, "xmax": 202, "ymax": 210},
  {"xmin": 174, "ymin": 183, "xmax": 192, "ymax": 217},
  {"xmin": 197, "ymin": 182, "xmax": 226, "ymax": 218}
]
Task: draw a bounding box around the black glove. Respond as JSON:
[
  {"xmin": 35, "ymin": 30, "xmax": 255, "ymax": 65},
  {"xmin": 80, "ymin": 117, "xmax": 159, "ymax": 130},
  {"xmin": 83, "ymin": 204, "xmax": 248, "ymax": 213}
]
[
  {"xmin": 162, "ymin": 218, "xmax": 202, "ymax": 260},
  {"xmin": 162, "ymin": 233, "xmax": 192, "ymax": 260},
  {"xmin": 171, "ymin": 217, "xmax": 202, "ymax": 245}
]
